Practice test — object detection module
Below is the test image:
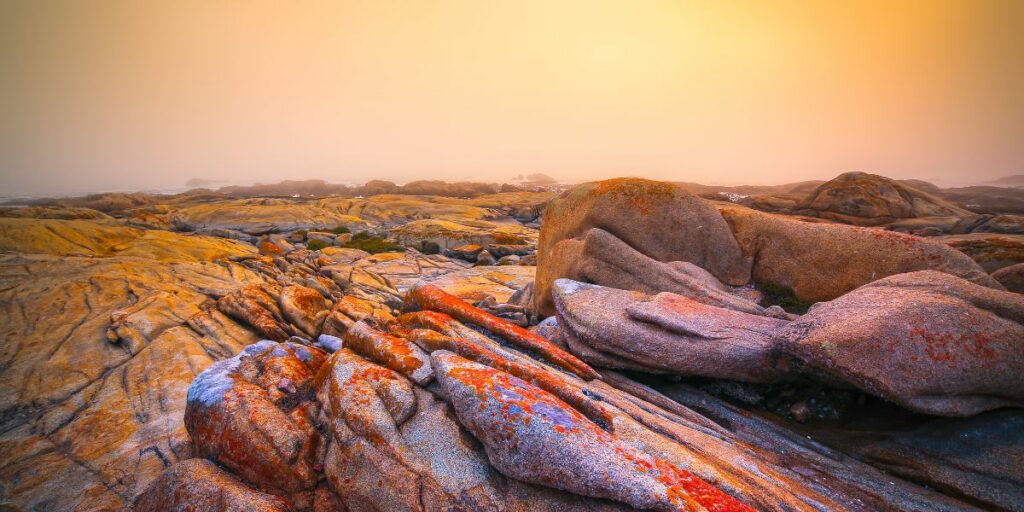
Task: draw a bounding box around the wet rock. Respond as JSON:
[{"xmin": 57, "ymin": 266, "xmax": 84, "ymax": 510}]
[
  {"xmin": 185, "ymin": 340, "xmax": 327, "ymax": 497},
  {"xmin": 535, "ymin": 178, "xmax": 751, "ymax": 316},
  {"xmin": 719, "ymin": 203, "xmax": 1002, "ymax": 302},
  {"xmin": 132, "ymin": 458, "xmax": 291, "ymax": 511},
  {"xmin": 433, "ymin": 351, "xmax": 757, "ymax": 512},
  {"xmin": 992, "ymin": 262, "xmax": 1024, "ymax": 293}
]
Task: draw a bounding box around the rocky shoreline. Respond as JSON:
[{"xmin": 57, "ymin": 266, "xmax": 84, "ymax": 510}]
[{"xmin": 1, "ymin": 174, "xmax": 1022, "ymax": 511}]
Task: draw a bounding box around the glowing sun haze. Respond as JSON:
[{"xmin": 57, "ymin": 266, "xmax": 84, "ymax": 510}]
[{"xmin": 1, "ymin": 0, "xmax": 1021, "ymax": 196}]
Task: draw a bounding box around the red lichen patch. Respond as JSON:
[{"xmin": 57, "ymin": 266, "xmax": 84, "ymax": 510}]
[
  {"xmin": 407, "ymin": 284, "xmax": 599, "ymax": 380},
  {"xmin": 259, "ymin": 240, "xmax": 286, "ymax": 256},
  {"xmin": 343, "ymin": 322, "xmax": 433, "ymax": 384},
  {"xmin": 409, "ymin": 329, "xmax": 613, "ymax": 430},
  {"xmin": 441, "ymin": 359, "xmax": 754, "ymax": 512}
]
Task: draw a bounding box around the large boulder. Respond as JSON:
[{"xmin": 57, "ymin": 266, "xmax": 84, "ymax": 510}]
[
  {"xmin": 554, "ymin": 272, "xmax": 1024, "ymax": 417},
  {"xmin": 795, "ymin": 172, "xmax": 972, "ymax": 225},
  {"xmin": 777, "ymin": 271, "xmax": 1024, "ymax": 416},
  {"xmin": 535, "ymin": 179, "xmax": 752, "ymax": 316},
  {"xmin": 718, "ymin": 203, "xmax": 1001, "ymax": 302},
  {"xmin": 185, "ymin": 340, "xmax": 327, "ymax": 503}
]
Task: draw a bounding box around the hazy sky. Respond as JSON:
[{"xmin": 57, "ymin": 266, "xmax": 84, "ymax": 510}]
[{"xmin": 1, "ymin": 0, "xmax": 1022, "ymax": 196}]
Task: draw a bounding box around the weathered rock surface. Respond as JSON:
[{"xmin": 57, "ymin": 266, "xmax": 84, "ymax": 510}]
[
  {"xmin": 992, "ymin": 262, "xmax": 1024, "ymax": 293},
  {"xmin": 433, "ymin": 351, "xmax": 757, "ymax": 512},
  {"xmin": 555, "ymin": 272, "xmax": 1024, "ymax": 417},
  {"xmin": 719, "ymin": 203, "xmax": 1001, "ymax": 302},
  {"xmin": 552, "ymin": 279, "xmax": 791, "ymax": 382},
  {"xmin": 777, "ymin": 271, "xmax": 1024, "ymax": 416},
  {"xmin": 170, "ymin": 198, "xmax": 369, "ymax": 235},
  {"xmin": 133, "ymin": 458, "xmax": 291, "ymax": 512},
  {"xmin": 0, "ymin": 218, "xmax": 256, "ymax": 261},
  {"xmin": 794, "ymin": 172, "xmax": 972, "ymax": 225},
  {"xmin": 0, "ymin": 231, "xmax": 263, "ymax": 510},
  {"xmin": 535, "ymin": 179, "xmax": 752, "ymax": 316},
  {"xmin": 936, "ymin": 233, "xmax": 1024, "ymax": 272},
  {"xmin": 185, "ymin": 340, "xmax": 326, "ymax": 503}
]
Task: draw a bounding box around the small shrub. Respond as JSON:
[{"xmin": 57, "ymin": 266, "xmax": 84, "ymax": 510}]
[
  {"xmin": 330, "ymin": 226, "xmax": 351, "ymax": 235},
  {"xmin": 306, "ymin": 239, "xmax": 330, "ymax": 251},
  {"xmin": 343, "ymin": 231, "xmax": 404, "ymax": 254},
  {"xmin": 759, "ymin": 284, "xmax": 815, "ymax": 315}
]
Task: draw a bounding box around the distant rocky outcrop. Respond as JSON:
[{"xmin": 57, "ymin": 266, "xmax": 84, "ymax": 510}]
[{"xmin": 794, "ymin": 171, "xmax": 972, "ymax": 225}]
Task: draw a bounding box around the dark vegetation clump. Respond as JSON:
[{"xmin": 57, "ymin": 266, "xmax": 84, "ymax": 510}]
[
  {"xmin": 419, "ymin": 241, "xmax": 441, "ymax": 255},
  {"xmin": 759, "ymin": 284, "xmax": 815, "ymax": 315},
  {"xmin": 330, "ymin": 226, "xmax": 351, "ymax": 234},
  {"xmin": 343, "ymin": 231, "xmax": 404, "ymax": 254},
  {"xmin": 306, "ymin": 239, "xmax": 330, "ymax": 251}
]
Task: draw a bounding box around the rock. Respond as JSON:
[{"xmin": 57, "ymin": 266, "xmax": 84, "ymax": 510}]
[
  {"xmin": 718, "ymin": 203, "xmax": 1002, "ymax": 302},
  {"xmin": 342, "ymin": 321, "xmax": 434, "ymax": 385},
  {"xmin": 553, "ymin": 279, "xmax": 790, "ymax": 382},
  {"xmin": 810, "ymin": 409, "xmax": 1024, "ymax": 511},
  {"xmin": 496, "ymin": 254, "xmax": 520, "ymax": 265},
  {"xmin": 322, "ymin": 294, "xmax": 397, "ymax": 337},
  {"xmin": 556, "ymin": 272, "xmax": 1024, "ymax": 417},
  {"xmin": 305, "ymin": 231, "xmax": 337, "ymax": 245},
  {"xmin": 420, "ymin": 265, "xmax": 535, "ymax": 304},
  {"xmin": 776, "ymin": 271, "xmax": 1024, "ymax": 416},
  {"xmin": 432, "ymin": 351, "xmax": 758, "ymax": 511},
  {"xmin": 405, "ymin": 283, "xmax": 598, "ymax": 380},
  {"xmin": 474, "ymin": 249, "xmax": 496, "ymax": 266},
  {"xmin": 546, "ymin": 227, "xmax": 772, "ymax": 317},
  {"xmin": 0, "ymin": 241, "xmax": 263, "ymax": 510},
  {"xmin": 0, "ymin": 218, "xmax": 257, "ymax": 261},
  {"xmin": 520, "ymin": 253, "xmax": 537, "ymax": 265},
  {"xmin": 334, "ymin": 232, "xmax": 352, "ymax": 245},
  {"xmin": 992, "ymin": 262, "xmax": 1024, "ymax": 293},
  {"xmin": 487, "ymin": 243, "xmax": 534, "ymax": 257},
  {"xmin": 315, "ymin": 334, "xmax": 344, "ymax": 353},
  {"xmin": 185, "ymin": 340, "xmax": 326, "ymax": 500},
  {"xmin": 391, "ymin": 218, "xmax": 535, "ymax": 250},
  {"xmin": 965, "ymin": 213, "xmax": 1024, "ymax": 234},
  {"xmin": 132, "ymin": 458, "xmax": 291, "ymax": 511},
  {"xmin": 279, "ymin": 284, "xmax": 331, "ymax": 338},
  {"xmin": 170, "ymin": 198, "xmax": 368, "ymax": 235},
  {"xmin": 795, "ymin": 172, "xmax": 972, "ymax": 225},
  {"xmin": 535, "ymin": 178, "xmax": 752, "ymax": 316},
  {"xmin": 0, "ymin": 205, "xmax": 112, "ymax": 220},
  {"xmin": 218, "ymin": 284, "xmax": 292, "ymax": 341},
  {"xmin": 936, "ymin": 233, "xmax": 1024, "ymax": 272},
  {"xmin": 445, "ymin": 243, "xmax": 484, "ymax": 261}
]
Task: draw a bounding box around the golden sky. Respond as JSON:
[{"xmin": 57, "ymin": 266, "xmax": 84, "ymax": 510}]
[{"xmin": 1, "ymin": 0, "xmax": 1022, "ymax": 195}]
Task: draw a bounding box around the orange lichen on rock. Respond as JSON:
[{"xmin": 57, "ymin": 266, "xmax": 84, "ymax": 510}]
[
  {"xmin": 433, "ymin": 351, "xmax": 755, "ymax": 512},
  {"xmin": 408, "ymin": 328, "xmax": 614, "ymax": 430},
  {"xmin": 406, "ymin": 283, "xmax": 599, "ymax": 380},
  {"xmin": 342, "ymin": 320, "xmax": 434, "ymax": 385}
]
